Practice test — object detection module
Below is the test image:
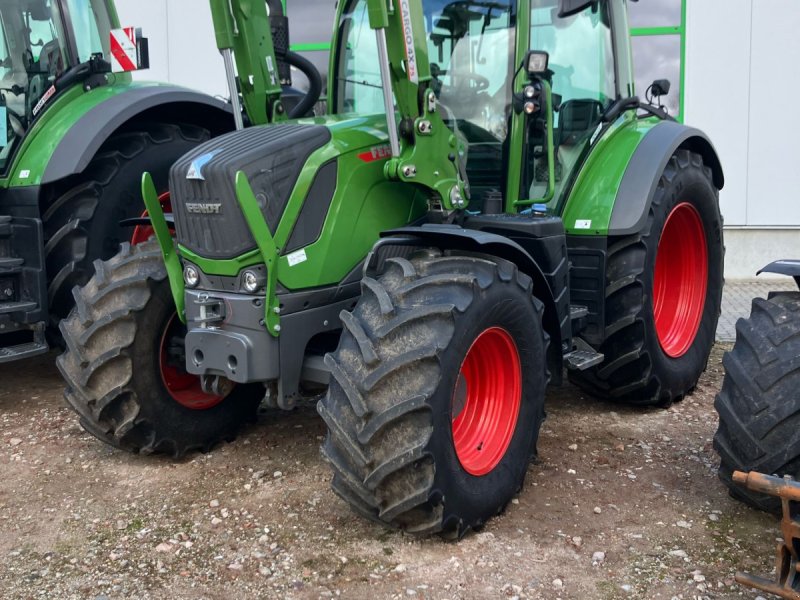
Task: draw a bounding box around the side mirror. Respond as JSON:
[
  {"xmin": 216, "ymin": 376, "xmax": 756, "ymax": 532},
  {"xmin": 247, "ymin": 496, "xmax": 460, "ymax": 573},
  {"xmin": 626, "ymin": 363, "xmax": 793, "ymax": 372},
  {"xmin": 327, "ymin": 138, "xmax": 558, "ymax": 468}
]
[
  {"xmin": 558, "ymin": 0, "xmax": 595, "ymax": 18},
  {"xmin": 650, "ymin": 79, "xmax": 671, "ymax": 97},
  {"xmin": 524, "ymin": 50, "xmax": 549, "ymax": 78}
]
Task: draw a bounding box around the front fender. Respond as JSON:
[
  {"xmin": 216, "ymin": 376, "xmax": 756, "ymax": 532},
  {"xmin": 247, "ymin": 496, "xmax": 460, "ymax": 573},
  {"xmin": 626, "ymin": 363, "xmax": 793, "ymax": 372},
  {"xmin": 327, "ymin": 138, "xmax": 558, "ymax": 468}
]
[
  {"xmin": 376, "ymin": 224, "xmax": 566, "ymax": 373},
  {"xmin": 758, "ymin": 260, "xmax": 800, "ymax": 289}
]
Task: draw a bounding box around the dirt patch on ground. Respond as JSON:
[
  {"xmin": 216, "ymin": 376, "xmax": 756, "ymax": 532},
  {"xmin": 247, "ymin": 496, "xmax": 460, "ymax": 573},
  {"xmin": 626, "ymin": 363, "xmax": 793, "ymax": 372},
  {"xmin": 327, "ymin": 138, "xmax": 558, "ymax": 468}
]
[{"xmin": 0, "ymin": 345, "xmax": 778, "ymax": 599}]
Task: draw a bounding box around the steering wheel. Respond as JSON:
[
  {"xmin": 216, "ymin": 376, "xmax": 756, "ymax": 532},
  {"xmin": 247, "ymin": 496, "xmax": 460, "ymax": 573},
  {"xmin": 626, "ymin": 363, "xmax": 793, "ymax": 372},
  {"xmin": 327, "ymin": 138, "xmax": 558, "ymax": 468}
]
[{"xmin": 454, "ymin": 73, "xmax": 490, "ymax": 93}]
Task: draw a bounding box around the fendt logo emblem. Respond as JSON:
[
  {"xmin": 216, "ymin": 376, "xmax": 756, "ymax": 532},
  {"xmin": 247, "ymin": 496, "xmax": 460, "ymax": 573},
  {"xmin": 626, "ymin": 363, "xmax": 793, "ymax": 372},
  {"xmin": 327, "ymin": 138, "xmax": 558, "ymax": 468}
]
[
  {"xmin": 186, "ymin": 151, "xmax": 218, "ymax": 181},
  {"xmin": 186, "ymin": 203, "xmax": 222, "ymax": 214}
]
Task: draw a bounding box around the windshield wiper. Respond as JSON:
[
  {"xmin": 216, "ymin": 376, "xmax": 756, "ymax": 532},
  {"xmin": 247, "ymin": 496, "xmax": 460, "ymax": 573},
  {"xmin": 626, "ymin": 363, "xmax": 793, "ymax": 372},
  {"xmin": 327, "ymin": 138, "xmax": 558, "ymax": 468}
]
[{"xmin": 337, "ymin": 77, "xmax": 382, "ymax": 90}]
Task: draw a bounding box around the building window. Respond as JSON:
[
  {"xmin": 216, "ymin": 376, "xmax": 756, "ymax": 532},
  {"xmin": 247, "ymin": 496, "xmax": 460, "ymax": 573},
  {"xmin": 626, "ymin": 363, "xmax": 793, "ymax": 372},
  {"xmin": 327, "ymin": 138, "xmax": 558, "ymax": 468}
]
[
  {"xmin": 628, "ymin": 0, "xmax": 685, "ymax": 121},
  {"xmin": 286, "ymin": 0, "xmax": 336, "ymax": 94}
]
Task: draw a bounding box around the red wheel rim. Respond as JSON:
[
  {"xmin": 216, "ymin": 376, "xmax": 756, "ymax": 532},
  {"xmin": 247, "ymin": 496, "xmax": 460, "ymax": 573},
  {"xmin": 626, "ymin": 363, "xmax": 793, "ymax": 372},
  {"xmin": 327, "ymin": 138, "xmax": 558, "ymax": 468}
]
[
  {"xmin": 130, "ymin": 192, "xmax": 173, "ymax": 245},
  {"xmin": 133, "ymin": 192, "xmax": 225, "ymax": 410},
  {"xmin": 451, "ymin": 327, "xmax": 522, "ymax": 476},
  {"xmin": 158, "ymin": 313, "xmax": 225, "ymax": 410},
  {"xmin": 653, "ymin": 202, "xmax": 708, "ymax": 358}
]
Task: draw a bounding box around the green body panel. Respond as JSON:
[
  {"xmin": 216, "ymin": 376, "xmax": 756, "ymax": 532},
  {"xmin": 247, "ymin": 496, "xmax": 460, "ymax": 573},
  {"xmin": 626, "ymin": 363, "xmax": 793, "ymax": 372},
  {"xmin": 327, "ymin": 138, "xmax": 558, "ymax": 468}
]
[
  {"xmin": 179, "ymin": 114, "xmax": 426, "ymax": 292},
  {"xmin": 142, "ymin": 173, "xmax": 186, "ymax": 320},
  {"xmin": 208, "ymin": 0, "xmax": 285, "ymax": 125},
  {"xmin": 105, "ymin": 0, "xmax": 122, "ymax": 28},
  {"xmin": 234, "ymin": 172, "xmax": 281, "ymax": 335},
  {"xmin": 364, "ymin": 0, "xmax": 466, "ymax": 209},
  {"xmin": 2, "ymin": 79, "xmax": 175, "ymax": 189},
  {"xmin": 560, "ymin": 114, "xmax": 660, "ymax": 236}
]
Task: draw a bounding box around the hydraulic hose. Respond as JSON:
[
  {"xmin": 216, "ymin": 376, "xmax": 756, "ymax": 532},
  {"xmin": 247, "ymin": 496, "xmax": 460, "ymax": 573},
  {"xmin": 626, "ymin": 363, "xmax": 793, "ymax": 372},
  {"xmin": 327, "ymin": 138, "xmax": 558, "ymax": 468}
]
[{"xmin": 286, "ymin": 50, "xmax": 322, "ymax": 119}]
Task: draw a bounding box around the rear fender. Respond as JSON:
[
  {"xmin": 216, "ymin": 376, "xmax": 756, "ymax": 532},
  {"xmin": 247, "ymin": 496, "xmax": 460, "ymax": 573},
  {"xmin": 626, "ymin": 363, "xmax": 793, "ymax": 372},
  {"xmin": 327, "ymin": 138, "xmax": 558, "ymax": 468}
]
[
  {"xmin": 607, "ymin": 120, "xmax": 725, "ymax": 236},
  {"xmin": 40, "ymin": 85, "xmax": 234, "ymax": 185},
  {"xmin": 374, "ymin": 225, "xmax": 565, "ymax": 379},
  {"xmin": 562, "ymin": 119, "xmax": 724, "ymax": 237}
]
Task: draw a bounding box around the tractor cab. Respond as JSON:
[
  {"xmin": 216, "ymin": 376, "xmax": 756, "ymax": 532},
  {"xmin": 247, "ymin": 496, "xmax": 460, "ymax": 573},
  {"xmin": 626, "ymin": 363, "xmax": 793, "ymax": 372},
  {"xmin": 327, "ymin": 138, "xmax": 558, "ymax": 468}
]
[
  {"xmin": 332, "ymin": 0, "xmax": 629, "ymax": 212},
  {"xmin": 0, "ymin": 0, "xmax": 115, "ymax": 172}
]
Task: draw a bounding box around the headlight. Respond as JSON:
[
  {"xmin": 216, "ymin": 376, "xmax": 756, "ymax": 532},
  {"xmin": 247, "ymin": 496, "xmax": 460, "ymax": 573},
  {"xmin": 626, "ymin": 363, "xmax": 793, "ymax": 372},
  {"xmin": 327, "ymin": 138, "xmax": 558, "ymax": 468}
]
[
  {"xmin": 243, "ymin": 270, "xmax": 260, "ymax": 293},
  {"xmin": 184, "ymin": 265, "xmax": 200, "ymax": 288}
]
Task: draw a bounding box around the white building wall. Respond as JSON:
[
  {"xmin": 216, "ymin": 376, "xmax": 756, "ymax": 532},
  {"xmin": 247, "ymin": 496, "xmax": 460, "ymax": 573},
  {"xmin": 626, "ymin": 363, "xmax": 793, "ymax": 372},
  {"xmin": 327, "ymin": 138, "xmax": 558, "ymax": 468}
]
[
  {"xmin": 686, "ymin": 0, "xmax": 800, "ymax": 278},
  {"xmin": 115, "ymin": 0, "xmax": 228, "ymax": 97}
]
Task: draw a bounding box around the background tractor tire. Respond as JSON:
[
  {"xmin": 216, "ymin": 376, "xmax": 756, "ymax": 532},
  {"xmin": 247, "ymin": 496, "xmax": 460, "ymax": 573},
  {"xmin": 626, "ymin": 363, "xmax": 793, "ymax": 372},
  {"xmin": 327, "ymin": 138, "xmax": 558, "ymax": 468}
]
[
  {"xmin": 714, "ymin": 292, "xmax": 800, "ymax": 514},
  {"xmin": 56, "ymin": 239, "xmax": 262, "ymax": 458},
  {"xmin": 318, "ymin": 251, "xmax": 548, "ymax": 538},
  {"xmin": 570, "ymin": 150, "xmax": 724, "ymax": 407},
  {"xmin": 43, "ymin": 122, "xmax": 209, "ymax": 331}
]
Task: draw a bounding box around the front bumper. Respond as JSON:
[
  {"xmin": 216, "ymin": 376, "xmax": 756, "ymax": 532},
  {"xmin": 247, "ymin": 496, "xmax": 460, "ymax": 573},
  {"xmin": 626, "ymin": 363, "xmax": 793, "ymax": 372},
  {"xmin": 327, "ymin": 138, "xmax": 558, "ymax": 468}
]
[{"xmin": 184, "ymin": 289, "xmax": 278, "ymax": 383}]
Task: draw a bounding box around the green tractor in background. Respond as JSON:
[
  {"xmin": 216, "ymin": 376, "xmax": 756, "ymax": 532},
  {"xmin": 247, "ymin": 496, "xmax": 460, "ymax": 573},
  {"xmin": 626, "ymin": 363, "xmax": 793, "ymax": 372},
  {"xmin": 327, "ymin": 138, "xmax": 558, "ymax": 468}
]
[
  {"xmin": 59, "ymin": 0, "xmax": 725, "ymax": 537},
  {"xmin": 0, "ymin": 0, "xmax": 320, "ymax": 362}
]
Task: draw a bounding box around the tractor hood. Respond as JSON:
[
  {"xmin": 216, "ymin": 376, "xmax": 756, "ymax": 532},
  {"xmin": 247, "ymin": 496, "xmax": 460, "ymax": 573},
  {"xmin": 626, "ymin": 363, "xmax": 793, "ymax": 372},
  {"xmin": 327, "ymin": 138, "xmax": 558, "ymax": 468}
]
[
  {"xmin": 169, "ymin": 115, "xmax": 393, "ymax": 261},
  {"xmin": 170, "ymin": 124, "xmax": 332, "ymax": 260}
]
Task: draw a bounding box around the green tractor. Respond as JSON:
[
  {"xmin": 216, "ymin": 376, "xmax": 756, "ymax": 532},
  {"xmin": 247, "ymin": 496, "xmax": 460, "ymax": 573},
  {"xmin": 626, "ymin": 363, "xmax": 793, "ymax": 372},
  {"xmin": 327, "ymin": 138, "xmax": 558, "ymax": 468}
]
[
  {"xmin": 59, "ymin": 0, "xmax": 725, "ymax": 537},
  {"xmin": 0, "ymin": 0, "xmax": 320, "ymax": 363}
]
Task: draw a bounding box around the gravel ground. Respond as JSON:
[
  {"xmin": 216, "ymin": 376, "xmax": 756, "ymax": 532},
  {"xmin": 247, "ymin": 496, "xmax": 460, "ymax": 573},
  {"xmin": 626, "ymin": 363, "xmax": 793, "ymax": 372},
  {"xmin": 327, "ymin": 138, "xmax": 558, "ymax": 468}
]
[{"xmin": 0, "ymin": 345, "xmax": 780, "ymax": 599}]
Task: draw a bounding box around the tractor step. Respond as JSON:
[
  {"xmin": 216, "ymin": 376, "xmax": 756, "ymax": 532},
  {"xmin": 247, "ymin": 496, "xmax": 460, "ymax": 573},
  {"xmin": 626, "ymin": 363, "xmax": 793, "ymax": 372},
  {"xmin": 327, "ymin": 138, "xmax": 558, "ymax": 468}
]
[
  {"xmin": 0, "ymin": 257, "xmax": 24, "ymax": 274},
  {"xmin": 0, "ymin": 216, "xmax": 11, "ymax": 237},
  {"xmin": 0, "ymin": 322, "xmax": 48, "ymax": 364},
  {"xmin": 564, "ymin": 337, "xmax": 604, "ymax": 371},
  {"xmin": 0, "ymin": 301, "xmax": 38, "ymax": 315},
  {"xmin": 570, "ymin": 304, "xmax": 589, "ymax": 320}
]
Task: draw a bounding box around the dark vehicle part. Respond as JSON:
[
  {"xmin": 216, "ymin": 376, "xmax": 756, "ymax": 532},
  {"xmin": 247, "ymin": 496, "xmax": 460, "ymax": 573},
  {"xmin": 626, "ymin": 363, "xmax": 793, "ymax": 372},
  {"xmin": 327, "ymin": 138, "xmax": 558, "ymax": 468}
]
[
  {"xmin": 569, "ymin": 150, "xmax": 724, "ymax": 406},
  {"xmin": 758, "ymin": 260, "xmax": 800, "ymax": 289},
  {"xmin": 318, "ymin": 252, "xmax": 547, "ymax": 537},
  {"xmin": 56, "ymin": 240, "xmax": 262, "ymax": 457},
  {"xmin": 44, "ymin": 122, "xmax": 211, "ymax": 328},
  {"xmin": 714, "ymin": 293, "xmax": 800, "ymax": 513}
]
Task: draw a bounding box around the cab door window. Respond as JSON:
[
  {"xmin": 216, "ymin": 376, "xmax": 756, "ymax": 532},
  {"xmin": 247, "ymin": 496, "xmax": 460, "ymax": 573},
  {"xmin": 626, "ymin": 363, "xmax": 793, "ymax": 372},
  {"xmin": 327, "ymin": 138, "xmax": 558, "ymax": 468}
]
[{"xmin": 525, "ymin": 1, "xmax": 616, "ymax": 203}]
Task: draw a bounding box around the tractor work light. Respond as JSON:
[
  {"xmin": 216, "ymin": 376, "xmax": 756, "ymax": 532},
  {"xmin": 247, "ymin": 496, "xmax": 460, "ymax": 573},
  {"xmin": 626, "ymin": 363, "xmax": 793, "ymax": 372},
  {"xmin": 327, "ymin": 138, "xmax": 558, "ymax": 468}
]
[
  {"xmin": 242, "ymin": 270, "xmax": 261, "ymax": 293},
  {"xmin": 524, "ymin": 101, "xmax": 539, "ymax": 115},
  {"xmin": 184, "ymin": 265, "xmax": 200, "ymax": 288},
  {"xmin": 525, "ymin": 50, "xmax": 549, "ymax": 76}
]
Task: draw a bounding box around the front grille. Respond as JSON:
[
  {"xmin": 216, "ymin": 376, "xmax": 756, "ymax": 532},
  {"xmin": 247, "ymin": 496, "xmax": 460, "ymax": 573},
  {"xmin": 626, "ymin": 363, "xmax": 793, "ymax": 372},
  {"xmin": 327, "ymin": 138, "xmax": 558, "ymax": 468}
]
[{"xmin": 170, "ymin": 124, "xmax": 331, "ymax": 259}]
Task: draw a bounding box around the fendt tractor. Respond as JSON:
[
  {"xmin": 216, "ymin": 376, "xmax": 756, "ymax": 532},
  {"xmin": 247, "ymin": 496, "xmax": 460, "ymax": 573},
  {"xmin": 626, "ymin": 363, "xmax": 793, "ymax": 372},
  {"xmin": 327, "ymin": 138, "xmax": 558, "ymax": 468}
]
[
  {"xmin": 59, "ymin": 0, "xmax": 725, "ymax": 538},
  {"xmin": 0, "ymin": 0, "xmax": 320, "ymax": 363}
]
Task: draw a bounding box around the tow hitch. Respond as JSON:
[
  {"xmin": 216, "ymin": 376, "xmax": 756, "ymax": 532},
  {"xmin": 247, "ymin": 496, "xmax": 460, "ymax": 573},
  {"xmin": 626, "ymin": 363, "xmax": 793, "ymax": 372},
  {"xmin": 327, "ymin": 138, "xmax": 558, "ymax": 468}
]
[{"xmin": 733, "ymin": 470, "xmax": 800, "ymax": 599}]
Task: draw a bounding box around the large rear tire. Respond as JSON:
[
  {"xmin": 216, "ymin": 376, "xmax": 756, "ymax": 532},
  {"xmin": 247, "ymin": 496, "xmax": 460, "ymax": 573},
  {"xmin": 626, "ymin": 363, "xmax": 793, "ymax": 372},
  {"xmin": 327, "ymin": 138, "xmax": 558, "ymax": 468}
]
[
  {"xmin": 714, "ymin": 293, "xmax": 800, "ymax": 514},
  {"xmin": 43, "ymin": 122, "xmax": 210, "ymax": 329},
  {"xmin": 570, "ymin": 150, "xmax": 724, "ymax": 406},
  {"xmin": 317, "ymin": 251, "xmax": 547, "ymax": 537},
  {"xmin": 56, "ymin": 240, "xmax": 262, "ymax": 457}
]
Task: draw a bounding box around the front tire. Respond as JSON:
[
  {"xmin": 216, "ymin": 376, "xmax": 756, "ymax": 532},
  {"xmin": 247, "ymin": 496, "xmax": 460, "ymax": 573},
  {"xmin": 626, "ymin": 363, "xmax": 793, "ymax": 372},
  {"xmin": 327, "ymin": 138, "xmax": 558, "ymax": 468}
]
[
  {"xmin": 570, "ymin": 150, "xmax": 724, "ymax": 406},
  {"xmin": 318, "ymin": 251, "xmax": 547, "ymax": 537},
  {"xmin": 714, "ymin": 293, "xmax": 800, "ymax": 514},
  {"xmin": 56, "ymin": 240, "xmax": 262, "ymax": 457}
]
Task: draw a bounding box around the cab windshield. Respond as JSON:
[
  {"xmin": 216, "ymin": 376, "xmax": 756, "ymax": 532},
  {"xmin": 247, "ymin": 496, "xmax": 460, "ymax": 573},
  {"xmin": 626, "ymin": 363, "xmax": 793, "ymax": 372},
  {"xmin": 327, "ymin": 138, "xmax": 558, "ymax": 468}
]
[
  {"xmin": 335, "ymin": 0, "xmax": 516, "ymax": 195},
  {"xmin": 0, "ymin": 0, "xmax": 110, "ymax": 173}
]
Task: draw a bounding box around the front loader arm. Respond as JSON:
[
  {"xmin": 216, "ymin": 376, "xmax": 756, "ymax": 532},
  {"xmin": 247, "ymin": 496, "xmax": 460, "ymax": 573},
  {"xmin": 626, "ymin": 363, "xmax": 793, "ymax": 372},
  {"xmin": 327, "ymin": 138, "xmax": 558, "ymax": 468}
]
[
  {"xmin": 366, "ymin": 0, "xmax": 468, "ymax": 211},
  {"xmin": 209, "ymin": 0, "xmax": 286, "ymax": 126}
]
